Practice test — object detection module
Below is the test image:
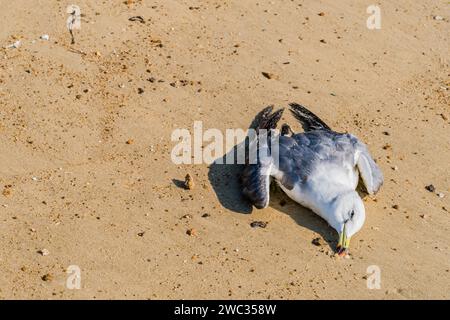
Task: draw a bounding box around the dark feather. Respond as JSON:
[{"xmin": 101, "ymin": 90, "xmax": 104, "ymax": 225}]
[{"xmin": 289, "ymin": 103, "xmax": 331, "ymax": 132}]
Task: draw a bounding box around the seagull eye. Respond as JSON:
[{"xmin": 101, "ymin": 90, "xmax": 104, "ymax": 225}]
[{"xmin": 350, "ymin": 210, "xmax": 355, "ymax": 219}]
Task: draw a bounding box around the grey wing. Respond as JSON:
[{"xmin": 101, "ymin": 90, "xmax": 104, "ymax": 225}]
[{"xmin": 275, "ymin": 135, "xmax": 318, "ymax": 190}]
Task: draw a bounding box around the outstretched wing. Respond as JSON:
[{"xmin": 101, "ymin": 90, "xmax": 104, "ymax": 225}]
[{"xmin": 355, "ymin": 141, "xmax": 384, "ymax": 195}]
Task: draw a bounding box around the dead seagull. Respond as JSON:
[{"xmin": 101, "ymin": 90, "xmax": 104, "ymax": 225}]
[{"xmin": 241, "ymin": 103, "xmax": 383, "ymax": 256}]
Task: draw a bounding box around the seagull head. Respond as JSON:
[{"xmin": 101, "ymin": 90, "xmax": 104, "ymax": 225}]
[{"xmin": 330, "ymin": 191, "xmax": 366, "ymax": 257}]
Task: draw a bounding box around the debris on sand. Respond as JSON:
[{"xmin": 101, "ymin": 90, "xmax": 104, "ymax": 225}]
[
  {"xmin": 201, "ymin": 213, "xmax": 210, "ymax": 218},
  {"xmin": 41, "ymin": 273, "xmax": 53, "ymax": 281},
  {"xmin": 184, "ymin": 174, "xmax": 194, "ymax": 190},
  {"xmin": 433, "ymin": 15, "xmax": 444, "ymax": 21},
  {"xmin": 40, "ymin": 34, "xmax": 50, "ymax": 41},
  {"xmin": 250, "ymin": 221, "xmax": 268, "ymax": 228},
  {"xmin": 137, "ymin": 232, "xmax": 145, "ymax": 237},
  {"xmin": 6, "ymin": 40, "xmax": 21, "ymax": 49},
  {"xmin": 2, "ymin": 185, "xmax": 12, "ymax": 197},
  {"xmin": 129, "ymin": 16, "xmax": 145, "ymax": 24},
  {"xmin": 261, "ymin": 72, "xmax": 278, "ymax": 80},
  {"xmin": 66, "ymin": 5, "xmax": 81, "ymax": 45},
  {"xmin": 425, "ymin": 184, "xmax": 435, "ymax": 193},
  {"xmin": 186, "ymin": 228, "xmax": 197, "ymax": 236},
  {"xmin": 38, "ymin": 249, "xmax": 50, "ymax": 256},
  {"xmin": 126, "ymin": 139, "xmax": 134, "ymax": 145},
  {"xmin": 311, "ymin": 237, "xmax": 323, "ymax": 246}
]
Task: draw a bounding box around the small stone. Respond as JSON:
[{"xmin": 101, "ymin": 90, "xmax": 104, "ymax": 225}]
[
  {"xmin": 38, "ymin": 249, "xmax": 50, "ymax": 256},
  {"xmin": 201, "ymin": 213, "xmax": 210, "ymax": 218},
  {"xmin": 40, "ymin": 34, "xmax": 50, "ymax": 41},
  {"xmin": 437, "ymin": 193, "xmax": 445, "ymax": 198},
  {"xmin": 41, "ymin": 273, "xmax": 53, "ymax": 281},
  {"xmin": 318, "ymin": 12, "xmax": 325, "ymax": 16},
  {"xmin": 137, "ymin": 232, "xmax": 145, "ymax": 237},
  {"xmin": 320, "ymin": 39, "xmax": 327, "ymax": 44},
  {"xmin": 420, "ymin": 214, "xmax": 428, "ymax": 219},
  {"xmin": 441, "ymin": 114, "xmax": 448, "ymax": 121},
  {"xmin": 180, "ymin": 214, "xmax": 193, "ymax": 219},
  {"xmin": 250, "ymin": 221, "xmax": 268, "ymax": 228},
  {"xmin": 137, "ymin": 88, "xmax": 144, "ymax": 94},
  {"xmin": 392, "ymin": 204, "xmax": 399, "ymax": 210},
  {"xmin": 126, "ymin": 139, "xmax": 134, "ymax": 145},
  {"xmin": 261, "ymin": 72, "xmax": 278, "ymax": 80},
  {"xmin": 186, "ymin": 228, "xmax": 197, "ymax": 236},
  {"xmin": 433, "ymin": 15, "xmax": 444, "ymax": 21},
  {"xmin": 311, "ymin": 237, "xmax": 323, "ymax": 246},
  {"xmin": 7, "ymin": 40, "xmax": 21, "ymax": 49},
  {"xmin": 184, "ymin": 174, "xmax": 194, "ymax": 190},
  {"xmin": 425, "ymin": 184, "xmax": 435, "ymax": 192}
]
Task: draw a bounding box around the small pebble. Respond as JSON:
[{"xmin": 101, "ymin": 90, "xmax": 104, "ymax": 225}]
[
  {"xmin": 311, "ymin": 237, "xmax": 323, "ymax": 246},
  {"xmin": 425, "ymin": 184, "xmax": 435, "ymax": 193},
  {"xmin": 40, "ymin": 34, "xmax": 50, "ymax": 41},
  {"xmin": 184, "ymin": 174, "xmax": 194, "ymax": 190},
  {"xmin": 261, "ymin": 72, "xmax": 278, "ymax": 80},
  {"xmin": 7, "ymin": 40, "xmax": 21, "ymax": 49},
  {"xmin": 38, "ymin": 249, "xmax": 50, "ymax": 256},
  {"xmin": 437, "ymin": 193, "xmax": 445, "ymax": 198},
  {"xmin": 250, "ymin": 221, "xmax": 268, "ymax": 228},
  {"xmin": 41, "ymin": 273, "xmax": 53, "ymax": 281},
  {"xmin": 186, "ymin": 228, "xmax": 197, "ymax": 236},
  {"xmin": 433, "ymin": 15, "xmax": 444, "ymax": 21}
]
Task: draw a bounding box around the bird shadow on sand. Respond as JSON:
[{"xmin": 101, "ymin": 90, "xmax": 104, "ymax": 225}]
[{"xmin": 207, "ymin": 107, "xmax": 338, "ymax": 251}]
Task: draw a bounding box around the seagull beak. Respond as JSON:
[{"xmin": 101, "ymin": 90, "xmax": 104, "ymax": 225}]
[{"xmin": 337, "ymin": 229, "xmax": 351, "ymax": 257}]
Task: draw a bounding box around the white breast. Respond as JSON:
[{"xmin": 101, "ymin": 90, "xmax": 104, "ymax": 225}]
[{"xmin": 277, "ymin": 161, "xmax": 359, "ymax": 220}]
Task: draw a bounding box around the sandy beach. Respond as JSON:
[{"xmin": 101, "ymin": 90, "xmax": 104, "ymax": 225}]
[{"xmin": 0, "ymin": 0, "xmax": 448, "ymax": 299}]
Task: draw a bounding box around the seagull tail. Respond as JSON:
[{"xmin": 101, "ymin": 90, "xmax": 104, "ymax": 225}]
[{"xmin": 289, "ymin": 103, "xmax": 331, "ymax": 131}]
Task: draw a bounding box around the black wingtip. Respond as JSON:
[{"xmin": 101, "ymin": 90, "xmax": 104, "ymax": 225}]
[
  {"xmin": 259, "ymin": 107, "xmax": 284, "ymax": 130},
  {"xmin": 289, "ymin": 103, "xmax": 331, "ymax": 131}
]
